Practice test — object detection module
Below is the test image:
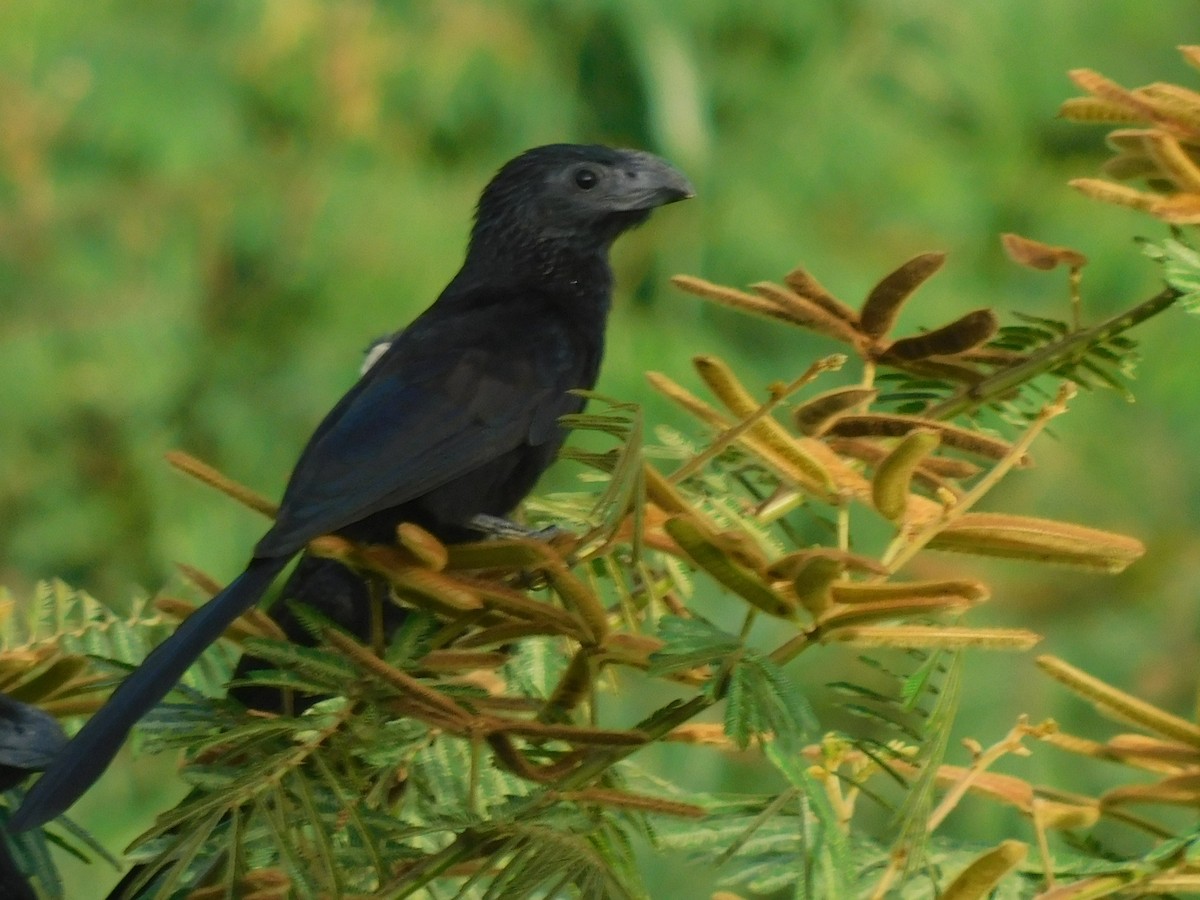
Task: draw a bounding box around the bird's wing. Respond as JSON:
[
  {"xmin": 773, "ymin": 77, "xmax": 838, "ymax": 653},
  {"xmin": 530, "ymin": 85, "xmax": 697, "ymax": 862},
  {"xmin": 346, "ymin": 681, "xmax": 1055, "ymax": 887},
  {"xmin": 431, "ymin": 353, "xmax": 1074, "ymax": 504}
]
[{"xmin": 256, "ymin": 298, "xmax": 583, "ymax": 556}]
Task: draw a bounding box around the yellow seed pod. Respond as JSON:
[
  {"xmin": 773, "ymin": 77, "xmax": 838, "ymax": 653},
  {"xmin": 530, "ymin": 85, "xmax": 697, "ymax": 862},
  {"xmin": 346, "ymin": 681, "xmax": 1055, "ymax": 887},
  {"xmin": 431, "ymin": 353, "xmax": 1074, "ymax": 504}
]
[
  {"xmin": 817, "ymin": 596, "xmax": 974, "ymax": 632},
  {"xmin": 940, "ymin": 841, "xmax": 1028, "ymax": 900},
  {"xmin": 1068, "ymin": 178, "xmax": 1163, "ymax": 214},
  {"xmin": 928, "ymin": 513, "xmax": 1145, "ymax": 572},
  {"xmin": 872, "ymin": 429, "xmax": 941, "ymax": 522},
  {"xmin": 396, "ymin": 522, "xmax": 448, "ymax": 571},
  {"xmin": 831, "ymin": 578, "xmax": 988, "ymax": 604},
  {"xmin": 787, "ymin": 556, "xmax": 844, "ymax": 617},
  {"xmin": 693, "ymin": 355, "xmax": 834, "ymax": 491},
  {"xmin": 664, "ymin": 516, "xmax": 797, "ymax": 619},
  {"xmin": 543, "ymin": 561, "xmax": 609, "ymax": 645},
  {"xmin": 824, "ymin": 625, "xmax": 1040, "ymax": 651},
  {"xmin": 1058, "ymin": 96, "xmax": 1144, "ymax": 123},
  {"xmin": 642, "ymin": 462, "xmax": 692, "ymax": 514}
]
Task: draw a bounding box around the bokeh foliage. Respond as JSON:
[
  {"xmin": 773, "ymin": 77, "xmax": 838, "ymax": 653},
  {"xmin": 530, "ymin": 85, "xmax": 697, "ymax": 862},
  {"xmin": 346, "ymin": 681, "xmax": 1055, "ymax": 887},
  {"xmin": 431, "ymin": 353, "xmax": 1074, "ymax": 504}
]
[{"xmin": 3, "ymin": 1, "xmax": 1200, "ymax": 896}]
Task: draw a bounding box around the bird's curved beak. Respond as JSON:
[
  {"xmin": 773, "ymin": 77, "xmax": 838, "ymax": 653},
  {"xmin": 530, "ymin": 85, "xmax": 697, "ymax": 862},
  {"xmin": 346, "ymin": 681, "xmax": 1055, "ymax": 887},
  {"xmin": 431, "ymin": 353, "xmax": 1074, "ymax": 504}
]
[{"xmin": 612, "ymin": 149, "xmax": 696, "ymax": 211}]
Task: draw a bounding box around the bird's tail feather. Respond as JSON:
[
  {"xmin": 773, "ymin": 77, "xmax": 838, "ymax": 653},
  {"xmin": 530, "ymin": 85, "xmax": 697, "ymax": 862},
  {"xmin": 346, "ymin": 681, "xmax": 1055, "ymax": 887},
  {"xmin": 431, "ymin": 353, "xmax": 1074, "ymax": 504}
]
[{"xmin": 9, "ymin": 556, "xmax": 287, "ymax": 832}]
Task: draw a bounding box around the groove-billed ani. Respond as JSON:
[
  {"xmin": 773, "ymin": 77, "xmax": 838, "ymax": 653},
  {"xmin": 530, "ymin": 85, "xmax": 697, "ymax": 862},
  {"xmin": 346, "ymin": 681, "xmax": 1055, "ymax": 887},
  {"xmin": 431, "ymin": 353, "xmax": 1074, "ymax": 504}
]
[
  {"xmin": 0, "ymin": 695, "xmax": 67, "ymax": 899},
  {"xmin": 12, "ymin": 144, "xmax": 692, "ymax": 831},
  {"xmin": 228, "ymin": 334, "xmax": 405, "ymax": 713}
]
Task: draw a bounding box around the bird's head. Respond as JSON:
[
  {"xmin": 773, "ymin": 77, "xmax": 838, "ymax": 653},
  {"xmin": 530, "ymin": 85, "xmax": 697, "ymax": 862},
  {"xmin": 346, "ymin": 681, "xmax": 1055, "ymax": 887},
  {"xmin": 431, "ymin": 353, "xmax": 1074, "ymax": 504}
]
[{"xmin": 469, "ymin": 144, "xmax": 694, "ymax": 263}]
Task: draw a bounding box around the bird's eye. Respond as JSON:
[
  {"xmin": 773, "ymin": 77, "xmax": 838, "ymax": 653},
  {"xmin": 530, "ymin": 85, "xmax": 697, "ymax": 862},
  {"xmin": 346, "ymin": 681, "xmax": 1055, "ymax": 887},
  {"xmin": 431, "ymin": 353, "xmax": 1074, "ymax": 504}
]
[{"xmin": 574, "ymin": 167, "xmax": 599, "ymax": 190}]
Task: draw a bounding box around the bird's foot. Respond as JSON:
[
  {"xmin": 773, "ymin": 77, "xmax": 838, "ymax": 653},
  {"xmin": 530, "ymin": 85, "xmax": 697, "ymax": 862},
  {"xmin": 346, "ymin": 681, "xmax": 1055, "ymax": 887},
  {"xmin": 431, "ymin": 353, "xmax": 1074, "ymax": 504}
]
[{"xmin": 467, "ymin": 514, "xmax": 566, "ymax": 542}]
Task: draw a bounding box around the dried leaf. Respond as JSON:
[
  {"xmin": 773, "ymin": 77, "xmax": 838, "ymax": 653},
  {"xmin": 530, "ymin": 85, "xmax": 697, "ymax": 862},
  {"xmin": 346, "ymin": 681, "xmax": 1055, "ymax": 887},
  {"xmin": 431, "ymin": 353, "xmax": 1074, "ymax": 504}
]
[
  {"xmin": 859, "ymin": 252, "xmax": 947, "ymax": 339},
  {"xmin": 1000, "ymin": 233, "xmax": 1089, "ymax": 271}
]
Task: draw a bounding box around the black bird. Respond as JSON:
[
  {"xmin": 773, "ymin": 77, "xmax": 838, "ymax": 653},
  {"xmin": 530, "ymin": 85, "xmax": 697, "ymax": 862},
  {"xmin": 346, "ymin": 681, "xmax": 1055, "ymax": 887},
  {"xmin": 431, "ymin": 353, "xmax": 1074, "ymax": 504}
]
[
  {"xmin": 12, "ymin": 144, "xmax": 693, "ymax": 831},
  {"xmin": 229, "ymin": 334, "xmax": 408, "ymax": 714},
  {"xmin": 0, "ymin": 695, "xmax": 67, "ymax": 900}
]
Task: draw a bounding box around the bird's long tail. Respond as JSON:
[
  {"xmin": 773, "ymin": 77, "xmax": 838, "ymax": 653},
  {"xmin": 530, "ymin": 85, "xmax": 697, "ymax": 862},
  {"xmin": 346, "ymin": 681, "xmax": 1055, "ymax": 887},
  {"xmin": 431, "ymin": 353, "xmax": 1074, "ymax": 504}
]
[{"xmin": 9, "ymin": 556, "xmax": 288, "ymax": 832}]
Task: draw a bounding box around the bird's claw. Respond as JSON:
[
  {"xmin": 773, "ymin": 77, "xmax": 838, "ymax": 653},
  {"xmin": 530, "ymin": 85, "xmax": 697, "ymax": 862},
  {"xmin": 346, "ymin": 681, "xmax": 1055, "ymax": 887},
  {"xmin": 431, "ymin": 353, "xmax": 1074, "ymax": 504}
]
[{"xmin": 467, "ymin": 514, "xmax": 567, "ymax": 542}]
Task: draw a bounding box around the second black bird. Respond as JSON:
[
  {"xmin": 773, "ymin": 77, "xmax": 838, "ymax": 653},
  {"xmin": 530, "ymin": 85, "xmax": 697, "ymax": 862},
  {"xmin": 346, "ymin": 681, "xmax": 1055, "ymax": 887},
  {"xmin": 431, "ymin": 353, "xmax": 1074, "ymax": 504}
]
[{"xmin": 12, "ymin": 143, "xmax": 693, "ymax": 830}]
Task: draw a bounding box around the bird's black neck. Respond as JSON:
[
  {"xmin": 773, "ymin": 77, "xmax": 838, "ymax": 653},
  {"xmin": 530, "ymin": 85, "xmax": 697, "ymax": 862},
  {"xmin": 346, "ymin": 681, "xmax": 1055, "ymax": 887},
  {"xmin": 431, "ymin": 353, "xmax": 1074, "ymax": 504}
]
[{"xmin": 454, "ymin": 239, "xmax": 615, "ymax": 319}]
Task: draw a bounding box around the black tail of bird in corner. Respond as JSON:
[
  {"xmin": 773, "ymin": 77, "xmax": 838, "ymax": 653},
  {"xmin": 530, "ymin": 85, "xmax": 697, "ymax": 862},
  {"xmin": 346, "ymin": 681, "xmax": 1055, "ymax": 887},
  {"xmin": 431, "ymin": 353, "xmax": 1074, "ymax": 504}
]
[{"xmin": 8, "ymin": 556, "xmax": 287, "ymax": 833}]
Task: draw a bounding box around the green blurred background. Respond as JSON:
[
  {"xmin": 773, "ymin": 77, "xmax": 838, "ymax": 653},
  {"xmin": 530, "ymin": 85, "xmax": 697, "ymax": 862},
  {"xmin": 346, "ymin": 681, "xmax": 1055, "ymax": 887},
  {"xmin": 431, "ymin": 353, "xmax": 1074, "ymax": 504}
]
[{"xmin": 3, "ymin": 0, "xmax": 1200, "ymax": 894}]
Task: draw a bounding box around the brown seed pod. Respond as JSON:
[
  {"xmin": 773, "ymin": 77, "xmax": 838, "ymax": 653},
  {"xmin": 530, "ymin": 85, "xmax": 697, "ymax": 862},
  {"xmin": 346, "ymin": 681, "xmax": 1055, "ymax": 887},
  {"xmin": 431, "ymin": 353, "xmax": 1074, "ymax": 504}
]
[
  {"xmin": 825, "ymin": 414, "xmax": 1019, "ymax": 463},
  {"xmin": 1068, "ymin": 69, "xmax": 1160, "ymax": 121},
  {"xmin": 1142, "ymin": 131, "xmax": 1200, "ymax": 191},
  {"xmin": 828, "ymin": 437, "xmax": 981, "ymax": 483},
  {"xmin": 793, "ymin": 387, "xmax": 877, "ymax": 435},
  {"xmin": 859, "ymin": 252, "xmax": 947, "ymax": 339},
  {"xmin": 884, "ymin": 309, "xmax": 1000, "ymax": 362},
  {"xmin": 783, "ymin": 266, "xmax": 860, "ymax": 323},
  {"xmin": 750, "ymin": 282, "xmax": 861, "ymax": 344},
  {"xmin": 671, "ymin": 275, "xmax": 804, "ymax": 327},
  {"xmin": 543, "ymin": 647, "xmax": 594, "ymax": 717}
]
